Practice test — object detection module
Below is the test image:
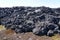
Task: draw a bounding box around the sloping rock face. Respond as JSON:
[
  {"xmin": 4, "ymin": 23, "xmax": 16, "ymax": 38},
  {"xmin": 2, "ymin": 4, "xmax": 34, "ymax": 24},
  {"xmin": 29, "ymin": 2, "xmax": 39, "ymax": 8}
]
[{"xmin": 0, "ymin": 6, "xmax": 60, "ymax": 36}]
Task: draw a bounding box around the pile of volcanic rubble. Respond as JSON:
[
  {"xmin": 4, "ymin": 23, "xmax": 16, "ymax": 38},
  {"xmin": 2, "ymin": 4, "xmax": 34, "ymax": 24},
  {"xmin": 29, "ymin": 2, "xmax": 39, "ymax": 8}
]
[{"xmin": 0, "ymin": 6, "xmax": 60, "ymax": 36}]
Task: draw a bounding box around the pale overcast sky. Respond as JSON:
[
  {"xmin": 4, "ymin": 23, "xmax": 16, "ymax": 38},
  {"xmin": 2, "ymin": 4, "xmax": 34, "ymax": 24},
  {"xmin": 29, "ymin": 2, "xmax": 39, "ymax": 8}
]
[{"xmin": 0, "ymin": 0, "xmax": 60, "ymax": 8}]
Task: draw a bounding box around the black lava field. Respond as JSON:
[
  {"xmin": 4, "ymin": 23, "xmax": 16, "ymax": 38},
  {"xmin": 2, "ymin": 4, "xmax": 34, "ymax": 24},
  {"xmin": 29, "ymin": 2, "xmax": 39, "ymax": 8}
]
[{"xmin": 1, "ymin": 6, "xmax": 60, "ymax": 36}]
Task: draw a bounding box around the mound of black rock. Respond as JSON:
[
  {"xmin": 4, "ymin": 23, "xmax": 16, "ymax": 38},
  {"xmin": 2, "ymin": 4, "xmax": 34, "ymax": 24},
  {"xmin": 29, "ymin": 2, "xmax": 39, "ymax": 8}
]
[{"xmin": 1, "ymin": 6, "xmax": 60, "ymax": 36}]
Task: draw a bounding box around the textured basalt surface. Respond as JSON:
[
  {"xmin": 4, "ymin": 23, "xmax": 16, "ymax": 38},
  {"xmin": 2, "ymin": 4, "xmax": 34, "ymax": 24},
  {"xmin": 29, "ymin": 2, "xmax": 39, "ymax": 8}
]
[{"xmin": 0, "ymin": 6, "xmax": 60, "ymax": 36}]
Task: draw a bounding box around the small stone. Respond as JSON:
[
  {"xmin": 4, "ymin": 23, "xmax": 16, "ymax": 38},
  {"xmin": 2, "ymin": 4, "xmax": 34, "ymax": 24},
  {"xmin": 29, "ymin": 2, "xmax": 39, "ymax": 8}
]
[
  {"xmin": 58, "ymin": 21, "xmax": 60, "ymax": 25},
  {"xmin": 17, "ymin": 36, "xmax": 21, "ymax": 39},
  {"xmin": 47, "ymin": 30, "xmax": 54, "ymax": 36},
  {"xmin": 35, "ymin": 9, "xmax": 41, "ymax": 12},
  {"xmin": 28, "ymin": 38, "xmax": 32, "ymax": 40},
  {"xmin": 33, "ymin": 28, "xmax": 40, "ymax": 35},
  {"xmin": 3, "ymin": 37, "xmax": 7, "ymax": 40}
]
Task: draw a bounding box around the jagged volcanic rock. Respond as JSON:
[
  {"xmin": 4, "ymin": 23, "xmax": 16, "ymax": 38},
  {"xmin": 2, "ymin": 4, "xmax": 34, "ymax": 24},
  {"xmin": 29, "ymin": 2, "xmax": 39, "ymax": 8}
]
[{"xmin": 0, "ymin": 6, "xmax": 60, "ymax": 36}]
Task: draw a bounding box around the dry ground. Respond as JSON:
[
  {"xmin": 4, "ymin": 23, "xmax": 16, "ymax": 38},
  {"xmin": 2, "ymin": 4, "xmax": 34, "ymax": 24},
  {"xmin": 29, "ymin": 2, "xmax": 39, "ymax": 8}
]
[
  {"xmin": 0, "ymin": 30, "xmax": 52, "ymax": 40},
  {"xmin": 0, "ymin": 25, "xmax": 60, "ymax": 40}
]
